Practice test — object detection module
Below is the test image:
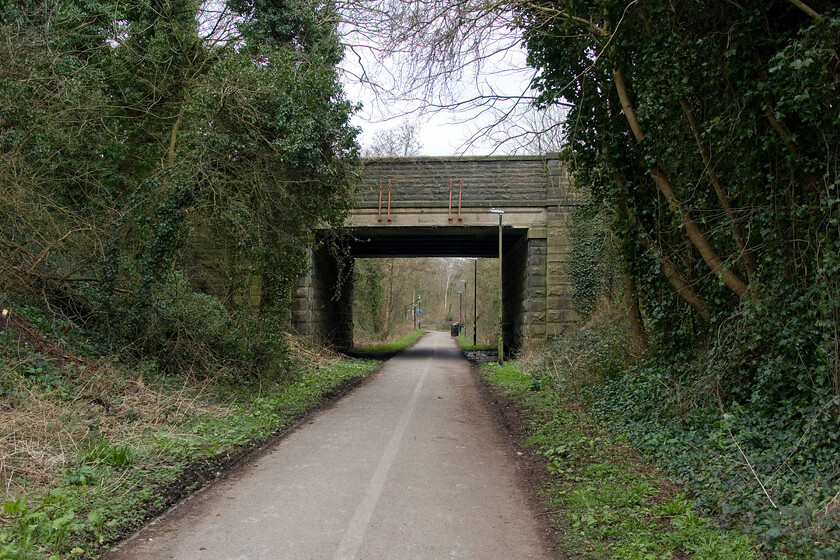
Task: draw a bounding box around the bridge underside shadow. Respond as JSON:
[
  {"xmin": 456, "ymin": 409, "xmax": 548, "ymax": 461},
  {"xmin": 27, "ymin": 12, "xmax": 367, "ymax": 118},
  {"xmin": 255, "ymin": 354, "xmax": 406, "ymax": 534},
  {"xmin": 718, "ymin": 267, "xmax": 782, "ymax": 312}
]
[
  {"xmin": 291, "ymin": 154, "xmax": 580, "ymax": 352},
  {"xmin": 292, "ymin": 226, "xmax": 552, "ymax": 354},
  {"xmin": 348, "ymin": 226, "xmax": 520, "ymax": 258}
]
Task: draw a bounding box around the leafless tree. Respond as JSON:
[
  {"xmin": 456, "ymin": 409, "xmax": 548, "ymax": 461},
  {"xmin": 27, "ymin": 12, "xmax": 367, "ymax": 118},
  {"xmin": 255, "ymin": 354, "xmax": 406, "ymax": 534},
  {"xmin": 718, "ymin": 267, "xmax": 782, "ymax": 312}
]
[
  {"xmin": 337, "ymin": 0, "xmax": 570, "ymax": 154},
  {"xmin": 363, "ymin": 119, "xmax": 424, "ymax": 157}
]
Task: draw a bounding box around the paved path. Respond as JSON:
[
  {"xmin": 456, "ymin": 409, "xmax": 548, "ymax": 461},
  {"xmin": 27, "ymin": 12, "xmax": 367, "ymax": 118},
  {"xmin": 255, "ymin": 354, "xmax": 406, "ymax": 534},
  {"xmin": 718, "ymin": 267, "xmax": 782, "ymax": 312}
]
[{"xmin": 103, "ymin": 331, "xmax": 553, "ymax": 560}]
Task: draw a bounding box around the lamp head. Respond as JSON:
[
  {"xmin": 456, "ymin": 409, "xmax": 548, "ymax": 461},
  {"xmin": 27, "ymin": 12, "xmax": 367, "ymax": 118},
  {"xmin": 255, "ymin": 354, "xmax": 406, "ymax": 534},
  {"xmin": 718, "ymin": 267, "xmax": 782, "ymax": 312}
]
[{"xmin": 490, "ymin": 208, "xmax": 504, "ymax": 215}]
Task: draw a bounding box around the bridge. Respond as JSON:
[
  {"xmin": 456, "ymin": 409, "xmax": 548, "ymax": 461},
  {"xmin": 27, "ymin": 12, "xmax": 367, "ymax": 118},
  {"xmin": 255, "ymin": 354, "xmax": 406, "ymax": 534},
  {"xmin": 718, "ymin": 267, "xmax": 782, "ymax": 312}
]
[{"xmin": 292, "ymin": 154, "xmax": 579, "ymax": 352}]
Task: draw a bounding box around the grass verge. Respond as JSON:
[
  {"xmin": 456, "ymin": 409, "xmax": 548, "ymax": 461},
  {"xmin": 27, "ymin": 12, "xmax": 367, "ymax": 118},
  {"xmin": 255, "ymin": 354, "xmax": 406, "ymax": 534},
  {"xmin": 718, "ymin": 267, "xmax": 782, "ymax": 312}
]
[
  {"xmin": 351, "ymin": 329, "xmax": 427, "ymax": 355},
  {"xmin": 0, "ymin": 312, "xmax": 379, "ymax": 560},
  {"xmin": 480, "ymin": 361, "xmax": 758, "ymax": 560},
  {"xmin": 453, "ymin": 332, "xmax": 495, "ymax": 351}
]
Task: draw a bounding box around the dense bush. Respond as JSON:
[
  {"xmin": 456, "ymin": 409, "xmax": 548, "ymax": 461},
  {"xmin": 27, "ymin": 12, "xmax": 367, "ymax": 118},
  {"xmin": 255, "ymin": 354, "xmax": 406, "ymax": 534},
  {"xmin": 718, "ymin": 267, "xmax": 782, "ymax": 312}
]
[
  {"xmin": 131, "ymin": 273, "xmax": 291, "ymax": 377},
  {"xmin": 533, "ymin": 305, "xmax": 840, "ymax": 557},
  {"xmin": 0, "ymin": 0, "xmax": 359, "ymax": 374},
  {"xmin": 591, "ymin": 358, "xmax": 840, "ymax": 557},
  {"xmin": 565, "ymin": 203, "xmax": 618, "ymax": 320},
  {"xmin": 517, "ymin": 2, "xmax": 839, "ymax": 555}
]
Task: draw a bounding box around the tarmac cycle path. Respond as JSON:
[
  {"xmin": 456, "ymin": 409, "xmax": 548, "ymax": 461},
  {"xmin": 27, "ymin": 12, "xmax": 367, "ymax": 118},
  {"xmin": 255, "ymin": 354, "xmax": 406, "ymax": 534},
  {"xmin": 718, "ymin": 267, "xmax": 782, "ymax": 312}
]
[{"xmin": 103, "ymin": 331, "xmax": 553, "ymax": 560}]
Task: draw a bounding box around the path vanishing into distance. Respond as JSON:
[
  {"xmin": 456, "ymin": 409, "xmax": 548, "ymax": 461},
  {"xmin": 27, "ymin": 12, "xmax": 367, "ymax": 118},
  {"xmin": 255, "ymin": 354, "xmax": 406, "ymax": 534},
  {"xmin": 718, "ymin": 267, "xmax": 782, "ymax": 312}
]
[{"xmin": 103, "ymin": 331, "xmax": 555, "ymax": 560}]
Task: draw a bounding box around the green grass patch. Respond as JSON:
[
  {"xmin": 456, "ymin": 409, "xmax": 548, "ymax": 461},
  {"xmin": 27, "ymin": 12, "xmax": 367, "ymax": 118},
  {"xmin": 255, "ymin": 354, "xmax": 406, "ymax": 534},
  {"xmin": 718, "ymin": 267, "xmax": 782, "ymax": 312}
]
[
  {"xmin": 480, "ymin": 361, "xmax": 757, "ymax": 560},
  {"xmin": 453, "ymin": 332, "xmax": 495, "ymax": 351},
  {"xmin": 353, "ymin": 329, "xmax": 426, "ymax": 353},
  {"xmin": 0, "ymin": 328, "xmax": 379, "ymax": 560}
]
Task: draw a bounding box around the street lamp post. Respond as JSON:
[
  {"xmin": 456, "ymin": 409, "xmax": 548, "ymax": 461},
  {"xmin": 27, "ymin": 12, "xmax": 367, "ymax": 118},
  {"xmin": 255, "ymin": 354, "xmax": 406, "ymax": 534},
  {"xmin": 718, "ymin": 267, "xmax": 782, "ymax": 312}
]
[
  {"xmin": 458, "ymin": 290, "xmax": 463, "ymax": 334},
  {"xmin": 490, "ymin": 209, "xmax": 504, "ymax": 365},
  {"xmin": 472, "ymin": 258, "xmax": 478, "ymax": 346},
  {"xmin": 460, "ymin": 278, "xmax": 466, "ymax": 335}
]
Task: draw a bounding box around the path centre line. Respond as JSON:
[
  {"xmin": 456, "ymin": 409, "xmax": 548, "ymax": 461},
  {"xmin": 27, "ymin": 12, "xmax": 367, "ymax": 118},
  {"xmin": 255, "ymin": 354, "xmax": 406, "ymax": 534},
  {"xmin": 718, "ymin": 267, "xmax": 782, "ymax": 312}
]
[{"xmin": 332, "ymin": 338, "xmax": 439, "ymax": 560}]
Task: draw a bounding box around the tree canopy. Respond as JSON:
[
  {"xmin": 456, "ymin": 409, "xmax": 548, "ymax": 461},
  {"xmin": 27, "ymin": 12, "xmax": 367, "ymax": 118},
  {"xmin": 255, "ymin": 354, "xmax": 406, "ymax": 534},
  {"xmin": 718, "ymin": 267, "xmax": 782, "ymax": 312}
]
[
  {"xmin": 0, "ymin": 0, "xmax": 360, "ymax": 372},
  {"xmin": 517, "ymin": 0, "xmax": 838, "ymax": 403}
]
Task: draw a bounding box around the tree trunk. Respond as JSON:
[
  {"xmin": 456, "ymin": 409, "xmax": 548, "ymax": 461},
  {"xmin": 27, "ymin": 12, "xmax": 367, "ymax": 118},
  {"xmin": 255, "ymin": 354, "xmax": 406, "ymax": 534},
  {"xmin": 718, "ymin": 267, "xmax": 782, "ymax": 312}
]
[
  {"xmin": 630, "ymin": 13, "xmax": 754, "ymax": 283},
  {"xmin": 648, "ymin": 165, "xmax": 748, "ymax": 297},
  {"xmin": 612, "ymin": 69, "xmax": 748, "ymax": 298},
  {"xmin": 383, "ymin": 258, "xmax": 395, "ymax": 338},
  {"xmin": 787, "ymin": 0, "xmax": 822, "ymax": 19},
  {"xmin": 622, "ymin": 263, "xmax": 648, "ymax": 355},
  {"xmin": 611, "ymin": 171, "xmax": 711, "ymax": 321},
  {"xmin": 679, "ymin": 99, "xmax": 754, "ymax": 280}
]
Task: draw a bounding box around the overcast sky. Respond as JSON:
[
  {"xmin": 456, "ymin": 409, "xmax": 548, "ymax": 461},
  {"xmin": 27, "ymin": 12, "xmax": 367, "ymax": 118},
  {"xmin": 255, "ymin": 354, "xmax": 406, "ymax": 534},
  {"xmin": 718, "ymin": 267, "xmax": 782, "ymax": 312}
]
[{"xmin": 338, "ymin": 24, "xmax": 542, "ymax": 157}]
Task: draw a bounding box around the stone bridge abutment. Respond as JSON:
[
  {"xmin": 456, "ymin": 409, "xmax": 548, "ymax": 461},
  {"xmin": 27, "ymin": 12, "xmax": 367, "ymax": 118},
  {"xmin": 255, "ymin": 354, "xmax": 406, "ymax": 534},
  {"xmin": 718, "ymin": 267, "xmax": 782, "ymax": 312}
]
[{"xmin": 292, "ymin": 155, "xmax": 578, "ymax": 352}]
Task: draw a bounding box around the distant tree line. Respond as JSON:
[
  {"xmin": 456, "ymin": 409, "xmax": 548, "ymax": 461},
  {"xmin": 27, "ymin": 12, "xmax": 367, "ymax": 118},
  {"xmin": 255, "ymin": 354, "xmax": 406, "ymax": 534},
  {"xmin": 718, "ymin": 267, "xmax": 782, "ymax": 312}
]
[{"xmin": 353, "ymin": 256, "xmax": 498, "ymax": 345}]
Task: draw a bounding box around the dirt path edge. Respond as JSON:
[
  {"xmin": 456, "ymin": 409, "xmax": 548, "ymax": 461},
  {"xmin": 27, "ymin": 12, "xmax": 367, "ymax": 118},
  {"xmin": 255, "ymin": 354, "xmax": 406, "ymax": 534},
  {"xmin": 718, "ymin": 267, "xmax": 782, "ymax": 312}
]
[
  {"xmin": 468, "ymin": 358, "xmax": 570, "ymax": 560},
  {"xmin": 95, "ymin": 362, "xmax": 386, "ymax": 558}
]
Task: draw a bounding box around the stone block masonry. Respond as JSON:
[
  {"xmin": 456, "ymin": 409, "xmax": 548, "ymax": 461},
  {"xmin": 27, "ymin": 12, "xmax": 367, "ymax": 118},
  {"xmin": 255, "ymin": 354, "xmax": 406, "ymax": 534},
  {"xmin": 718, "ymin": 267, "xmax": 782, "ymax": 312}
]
[
  {"xmin": 291, "ymin": 154, "xmax": 579, "ymax": 352},
  {"xmin": 293, "ymin": 247, "xmax": 354, "ymax": 349}
]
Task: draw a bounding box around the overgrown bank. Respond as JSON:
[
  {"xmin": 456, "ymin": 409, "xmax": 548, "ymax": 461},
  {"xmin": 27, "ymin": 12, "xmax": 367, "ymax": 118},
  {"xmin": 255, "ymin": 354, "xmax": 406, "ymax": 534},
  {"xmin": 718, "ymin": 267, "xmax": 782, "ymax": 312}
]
[
  {"xmin": 505, "ymin": 2, "xmax": 840, "ymax": 556},
  {"xmin": 480, "ymin": 359, "xmax": 757, "ymax": 560},
  {"xmin": 493, "ymin": 310, "xmax": 838, "ymax": 559},
  {"xmin": 0, "ymin": 303, "xmax": 379, "ymax": 559}
]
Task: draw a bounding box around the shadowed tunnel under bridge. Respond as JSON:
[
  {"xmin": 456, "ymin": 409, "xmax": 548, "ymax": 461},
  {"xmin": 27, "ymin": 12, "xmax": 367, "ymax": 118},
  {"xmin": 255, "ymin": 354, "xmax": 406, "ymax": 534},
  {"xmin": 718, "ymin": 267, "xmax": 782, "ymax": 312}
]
[{"xmin": 292, "ymin": 154, "xmax": 580, "ymax": 353}]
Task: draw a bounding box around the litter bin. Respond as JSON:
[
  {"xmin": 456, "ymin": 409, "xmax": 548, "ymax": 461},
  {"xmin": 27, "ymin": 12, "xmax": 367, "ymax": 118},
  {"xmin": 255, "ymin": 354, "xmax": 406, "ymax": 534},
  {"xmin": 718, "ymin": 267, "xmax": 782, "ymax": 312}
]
[{"xmin": 450, "ymin": 323, "xmax": 460, "ymax": 336}]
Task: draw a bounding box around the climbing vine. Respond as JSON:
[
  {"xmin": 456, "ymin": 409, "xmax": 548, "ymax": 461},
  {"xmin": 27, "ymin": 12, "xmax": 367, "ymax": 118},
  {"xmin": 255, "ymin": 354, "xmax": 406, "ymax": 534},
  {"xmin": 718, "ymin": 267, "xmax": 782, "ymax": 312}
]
[
  {"xmin": 516, "ymin": 0, "xmax": 840, "ymax": 554},
  {"xmin": 0, "ymin": 0, "xmax": 359, "ymax": 374},
  {"xmin": 565, "ymin": 199, "xmax": 618, "ymax": 319}
]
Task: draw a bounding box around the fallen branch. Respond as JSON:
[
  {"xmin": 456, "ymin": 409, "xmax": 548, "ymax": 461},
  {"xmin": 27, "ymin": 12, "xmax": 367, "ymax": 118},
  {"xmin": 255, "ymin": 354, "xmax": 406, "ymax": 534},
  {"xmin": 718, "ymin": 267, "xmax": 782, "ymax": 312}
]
[{"xmin": 726, "ymin": 426, "xmax": 778, "ymax": 510}]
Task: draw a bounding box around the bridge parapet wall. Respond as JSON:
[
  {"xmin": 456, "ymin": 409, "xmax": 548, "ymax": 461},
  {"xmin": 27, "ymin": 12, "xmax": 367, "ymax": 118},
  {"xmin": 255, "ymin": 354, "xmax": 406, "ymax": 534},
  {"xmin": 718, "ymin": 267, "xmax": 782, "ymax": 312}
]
[{"xmin": 359, "ymin": 155, "xmax": 571, "ymax": 210}]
